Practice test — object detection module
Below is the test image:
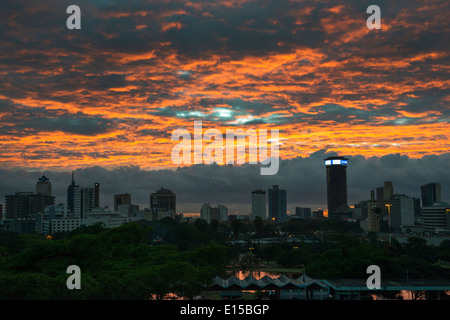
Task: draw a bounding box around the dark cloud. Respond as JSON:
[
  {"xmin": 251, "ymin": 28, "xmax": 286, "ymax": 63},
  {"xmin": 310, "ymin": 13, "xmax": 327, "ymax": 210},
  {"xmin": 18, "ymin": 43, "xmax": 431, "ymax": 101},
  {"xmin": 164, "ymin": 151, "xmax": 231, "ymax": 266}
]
[
  {"xmin": 1, "ymin": 151, "xmax": 449, "ymax": 215},
  {"xmin": 0, "ymin": 100, "xmax": 115, "ymax": 136}
]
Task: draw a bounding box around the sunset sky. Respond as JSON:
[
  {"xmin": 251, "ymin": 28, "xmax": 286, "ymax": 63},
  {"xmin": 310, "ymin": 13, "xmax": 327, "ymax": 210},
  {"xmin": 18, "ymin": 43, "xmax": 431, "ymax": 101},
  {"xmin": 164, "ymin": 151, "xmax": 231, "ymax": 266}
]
[{"xmin": 0, "ymin": 0, "xmax": 449, "ymax": 213}]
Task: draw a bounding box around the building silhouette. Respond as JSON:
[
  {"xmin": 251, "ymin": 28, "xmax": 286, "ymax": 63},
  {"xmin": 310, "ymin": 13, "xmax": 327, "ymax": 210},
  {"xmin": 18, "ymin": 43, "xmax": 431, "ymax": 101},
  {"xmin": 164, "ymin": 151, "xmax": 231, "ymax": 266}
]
[
  {"xmin": 295, "ymin": 207, "xmax": 311, "ymax": 219},
  {"xmin": 268, "ymin": 185, "xmax": 287, "ymax": 223},
  {"xmin": 67, "ymin": 171, "xmax": 80, "ymax": 215},
  {"xmin": 200, "ymin": 203, "xmax": 228, "ymax": 223},
  {"xmin": 150, "ymin": 188, "xmax": 176, "ymax": 220},
  {"xmin": 66, "ymin": 172, "xmax": 95, "ymax": 218},
  {"xmin": 5, "ymin": 192, "xmax": 55, "ymax": 219},
  {"xmin": 422, "ymin": 203, "xmax": 450, "ymax": 232},
  {"xmin": 390, "ymin": 194, "xmax": 418, "ymax": 232},
  {"xmin": 80, "ymin": 187, "xmax": 94, "ymax": 219},
  {"xmin": 94, "ymin": 182, "xmax": 100, "ymax": 208},
  {"xmin": 421, "ymin": 183, "xmax": 441, "ymax": 207},
  {"xmin": 324, "ymin": 156, "xmax": 349, "ymax": 219},
  {"xmin": 251, "ymin": 189, "xmax": 266, "ymax": 220},
  {"xmin": 36, "ymin": 174, "xmax": 52, "ymax": 196},
  {"xmin": 114, "ymin": 193, "xmax": 131, "ymax": 212}
]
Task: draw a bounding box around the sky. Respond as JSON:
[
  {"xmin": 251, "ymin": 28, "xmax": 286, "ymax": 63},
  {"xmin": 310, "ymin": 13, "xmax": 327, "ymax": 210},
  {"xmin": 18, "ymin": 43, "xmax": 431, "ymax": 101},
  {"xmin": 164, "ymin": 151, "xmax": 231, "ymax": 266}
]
[{"xmin": 0, "ymin": 0, "xmax": 449, "ymax": 215}]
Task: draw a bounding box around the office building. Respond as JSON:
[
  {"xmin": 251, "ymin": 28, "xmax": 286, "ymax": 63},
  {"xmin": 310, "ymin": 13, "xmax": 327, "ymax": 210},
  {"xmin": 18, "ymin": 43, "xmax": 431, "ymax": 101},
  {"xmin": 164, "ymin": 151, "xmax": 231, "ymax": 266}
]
[
  {"xmin": 150, "ymin": 188, "xmax": 176, "ymax": 220},
  {"xmin": 353, "ymin": 200, "xmax": 368, "ymax": 220},
  {"xmin": 80, "ymin": 187, "xmax": 95, "ymax": 219},
  {"xmin": 422, "ymin": 203, "xmax": 450, "ymax": 232},
  {"xmin": 200, "ymin": 203, "xmax": 228, "ymax": 223},
  {"xmin": 268, "ymin": 185, "xmax": 287, "ymax": 223},
  {"xmin": 325, "ymin": 156, "xmax": 349, "ymax": 219},
  {"xmin": 36, "ymin": 175, "xmax": 52, "ymax": 196},
  {"xmin": 94, "ymin": 182, "xmax": 100, "ymax": 208},
  {"xmin": 383, "ymin": 181, "xmax": 394, "ymax": 201},
  {"xmin": 67, "ymin": 171, "xmax": 80, "ymax": 216},
  {"xmin": 251, "ymin": 190, "xmax": 266, "ymax": 220},
  {"xmin": 312, "ymin": 209, "xmax": 324, "ymax": 218},
  {"xmin": 5, "ymin": 191, "xmax": 55, "ymax": 219},
  {"xmin": 421, "ymin": 183, "xmax": 441, "ymax": 207},
  {"xmin": 66, "ymin": 172, "xmax": 96, "ymax": 218},
  {"xmin": 390, "ymin": 194, "xmax": 417, "ymax": 231},
  {"xmin": 295, "ymin": 207, "xmax": 311, "ymax": 219},
  {"xmin": 114, "ymin": 193, "xmax": 131, "ymax": 212}
]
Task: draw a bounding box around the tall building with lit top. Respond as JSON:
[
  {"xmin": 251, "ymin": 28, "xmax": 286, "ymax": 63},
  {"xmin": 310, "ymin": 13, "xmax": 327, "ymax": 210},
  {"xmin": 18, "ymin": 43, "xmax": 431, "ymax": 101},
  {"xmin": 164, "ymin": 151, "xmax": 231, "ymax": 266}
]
[
  {"xmin": 325, "ymin": 156, "xmax": 348, "ymax": 219},
  {"xmin": 36, "ymin": 175, "xmax": 52, "ymax": 196}
]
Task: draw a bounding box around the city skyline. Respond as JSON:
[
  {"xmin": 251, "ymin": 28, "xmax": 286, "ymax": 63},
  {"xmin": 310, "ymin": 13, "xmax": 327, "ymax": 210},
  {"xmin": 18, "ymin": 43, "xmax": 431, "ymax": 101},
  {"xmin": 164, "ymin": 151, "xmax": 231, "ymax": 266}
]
[
  {"xmin": 0, "ymin": 0, "xmax": 449, "ymax": 217},
  {"xmin": 1, "ymin": 151, "xmax": 449, "ymax": 218}
]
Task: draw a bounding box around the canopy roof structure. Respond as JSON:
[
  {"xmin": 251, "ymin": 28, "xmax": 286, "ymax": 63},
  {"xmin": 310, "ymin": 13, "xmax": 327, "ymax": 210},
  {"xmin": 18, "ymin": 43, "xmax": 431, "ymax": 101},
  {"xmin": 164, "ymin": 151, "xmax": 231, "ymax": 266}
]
[{"xmin": 208, "ymin": 274, "xmax": 327, "ymax": 291}]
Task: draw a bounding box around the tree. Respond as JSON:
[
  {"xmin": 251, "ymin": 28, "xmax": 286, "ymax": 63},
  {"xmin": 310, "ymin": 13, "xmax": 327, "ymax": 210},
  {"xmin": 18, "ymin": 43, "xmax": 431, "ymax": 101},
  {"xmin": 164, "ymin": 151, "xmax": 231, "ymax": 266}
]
[
  {"xmin": 194, "ymin": 218, "xmax": 209, "ymax": 233},
  {"xmin": 253, "ymin": 216, "xmax": 263, "ymax": 238},
  {"xmin": 210, "ymin": 219, "xmax": 219, "ymax": 233},
  {"xmin": 231, "ymin": 219, "xmax": 243, "ymax": 239}
]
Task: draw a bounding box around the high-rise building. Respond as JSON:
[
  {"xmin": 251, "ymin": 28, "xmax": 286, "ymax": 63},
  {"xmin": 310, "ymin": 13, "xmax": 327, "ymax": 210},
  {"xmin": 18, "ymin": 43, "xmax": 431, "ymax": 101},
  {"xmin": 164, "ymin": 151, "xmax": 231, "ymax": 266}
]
[
  {"xmin": 200, "ymin": 203, "xmax": 228, "ymax": 223},
  {"xmin": 80, "ymin": 187, "xmax": 94, "ymax": 219},
  {"xmin": 114, "ymin": 193, "xmax": 131, "ymax": 212},
  {"xmin": 422, "ymin": 203, "xmax": 450, "ymax": 232},
  {"xmin": 5, "ymin": 192, "xmax": 55, "ymax": 219},
  {"xmin": 150, "ymin": 188, "xmax": 176, "ymax": 220},
  {"xmin": 383, "ymin": 181, "xmax": 394, "ymax": 201},
  {"xmin": 390, "ymin": 194, "xmax": 416, "ymax": 231},
  {"xmin": 324, "ymin": 156, "xmax": 348, "ymax": 219},
  {"xmin": 66, "ymin": 172, "xmax": 95, "ymax": 218},
  {"xmin": 67, "ymin": 171, "xmax": 80, "ymax": 216},
  {"xmin": 36, "ymin": 175, "xmax": 52, "ymax": 196},
  {"xmin": 268, "ymin": 185, "xmax": 287, "ymax": 223},
  {"xmin": 94, "ymin": 182, "xmax": 100, "ymax": 208},
  {"xmin": 421, "ymin": 183, "xmax": 441, "ymax": 207},
  {"xmin": 251, "ymin": 190, "xmax": 266, "ymax": 220},
  {"xmin": 295, "ymin": 207, "xmax": 311, "ymax": 219}
]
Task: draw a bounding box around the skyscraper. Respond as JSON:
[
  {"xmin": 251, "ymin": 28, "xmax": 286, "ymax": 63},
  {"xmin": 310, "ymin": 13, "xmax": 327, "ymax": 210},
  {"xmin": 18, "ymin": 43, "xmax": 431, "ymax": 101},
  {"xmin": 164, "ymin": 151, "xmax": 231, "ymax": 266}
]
[
  {"xmin": 421, "ymin": 183, "xmax": 441, "ymax": 207},
  {"xmin": 66, "ymin": 172, "xmax": 95, "ymax": 218},
  {"xmin": 268, "ymin": 185, "xmax": 287, "ymax": 223},
  {"xmin": 251, "ymin": 189, "xmax": 266, "ymax": 220},
  {"xmin": 67, "ymin": 171, "xmax": 81, "ymax": 216},
  {"xmin": 390, "ymin": 194, "xmax": 416, "ymax": 231},
  {"xmin": 36, "ymin": 175, "xmax": 52, "ymax": 196},
  {"xmin": 324, "ymin": 156, "xmax": 348, "ymax": 219},
  {"xmin": 80, "ymin": 187, "xmax": 94, "ymax": 218},
  {"xmin": 94, "ymin": 182, "xmax": 100, "ymax": 208}
]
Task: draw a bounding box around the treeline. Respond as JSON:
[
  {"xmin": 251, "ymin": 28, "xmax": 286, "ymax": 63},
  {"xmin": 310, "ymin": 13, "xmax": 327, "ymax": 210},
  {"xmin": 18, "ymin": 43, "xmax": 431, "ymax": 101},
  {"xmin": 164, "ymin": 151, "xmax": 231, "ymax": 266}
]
[
  {"xmin": 0, "ymin": 222, "xmax": 228, "ymax": 300},
  {"xmin": 254, "ymin": 233, "xmax": 450, "ymax": 280}
]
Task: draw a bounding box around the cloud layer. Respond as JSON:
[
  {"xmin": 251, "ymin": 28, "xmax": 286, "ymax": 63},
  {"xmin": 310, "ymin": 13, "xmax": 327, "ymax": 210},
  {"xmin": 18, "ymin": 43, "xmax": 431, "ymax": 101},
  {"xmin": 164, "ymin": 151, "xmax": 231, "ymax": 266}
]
[{"xmin": 1, "ymin": 151, "xmax": 449, "ymax": 215}]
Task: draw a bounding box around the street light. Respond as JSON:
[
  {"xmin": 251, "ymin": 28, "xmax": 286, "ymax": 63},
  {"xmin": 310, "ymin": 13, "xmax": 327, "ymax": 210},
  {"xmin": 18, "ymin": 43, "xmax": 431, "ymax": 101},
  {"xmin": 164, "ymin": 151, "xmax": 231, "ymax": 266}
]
[{"xmin": 385, "ymin": 203, "xmax": 392, "ymax": 244}]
